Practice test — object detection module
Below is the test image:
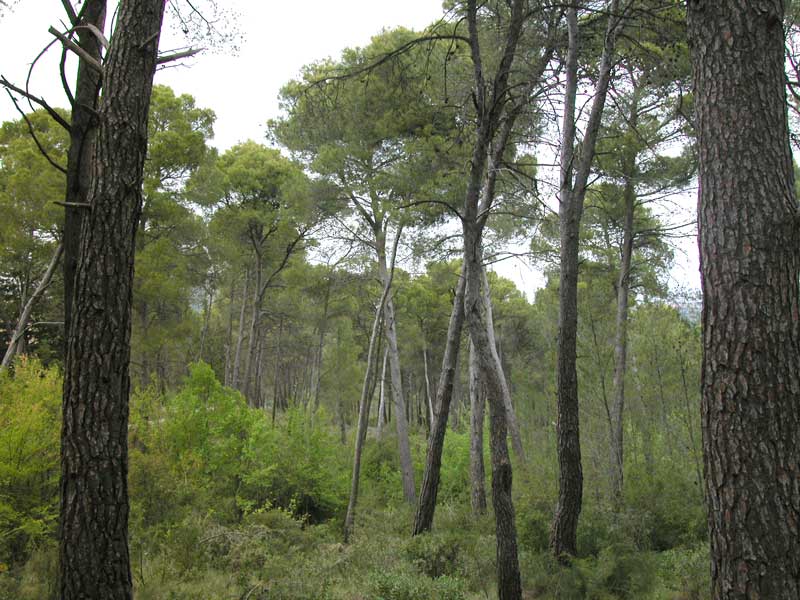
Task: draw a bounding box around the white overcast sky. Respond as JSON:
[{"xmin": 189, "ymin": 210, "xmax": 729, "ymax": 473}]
[
  {"xmin": 0, "ymin": 0, "xmax": 445, "ymax": 149},
  {"xmin": 0, "ymin": 0, "xmax": 699, "ymax": 296}
]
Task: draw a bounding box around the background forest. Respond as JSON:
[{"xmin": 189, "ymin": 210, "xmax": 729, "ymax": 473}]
[{"xmin": 0, "ymin": 0, "xmax": 792, "ymax": 598}]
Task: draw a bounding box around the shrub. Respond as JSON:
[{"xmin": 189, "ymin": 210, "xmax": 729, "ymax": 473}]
[
  {"xmin": 0, "ymin": 358, "xmax": 60, "ymax": 566},
  {"xmin": 404, "ymin": 532, "xmax": 462, "ymax": 578},
  {"xmin": 369, "ymin": 569, "xmax": 466, "ymax": 600}
]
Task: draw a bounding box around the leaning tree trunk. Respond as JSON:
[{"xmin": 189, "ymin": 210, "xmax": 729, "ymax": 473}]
[
  {"xmin": 469, "ymin": 339, "xmax": 488, "ymax": 515},
  {"xmin": 1, "ymin": 243, "xmax": 63, "ymax": 372},
  {"xmin": 412, "ymin": 264, "xmax": 466, "ymax": 534},
  {"xmin": 687, "ymin": 3, "xmax": 800, "ymax": 598},
  {"xmin": 343, "ymin": 230, "xmax": 401, "ymax": 543},
  {"xmin": 377, "ymin": 230, "xmax": 416, "ymax": 504},
  {"xmin": 481, "ymin": 265, "xmax": 525, "ymax": 462},
  {"xmin": 59, "ymin": 0, "xmax": 165, "ymax": 597},
  {"xmin": 464, "ymin": 223, "xmax": 521, "ymax": 600}
]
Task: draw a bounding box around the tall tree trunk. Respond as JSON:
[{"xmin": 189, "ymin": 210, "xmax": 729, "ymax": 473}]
[
  {"xmin": 688, "ymin": 3, "xmax": 800, "ymax": 597},
  {"xmin": 422, "ymin": 343, "xmax": 434, "ymax": 430},
  {"xmin": 313, "ymin": 276, "xmax": 332, "ymax": 410},
  {"xmin": 224, "ymin": 280, "xmax": 236, "ymax": 386},
  {"xmin": 469, "ymin": 339, "xmax": 487, "ymax": 515},
  {"xmin": 551, "ymin": 1, "xmax": 621, "ymax": 560},
  {"xmin": 243, "ymin": 254, "xmax": 263, "ymax": 402},
  {"xmin": 609, "ymin": 139, "xmax": 637, "ymax": 505},
  {"xmin": 63, "ymin": 0, "xmax": 106, "ymax": 339},
  {"xmin": 376, "ymin": 347, "xmax": 389, "ymax": 439},
  {"xmin": 464, "ymin": 224, "xmax": 521, "ymax": 600},
  {"xmin": 412, "ymin": 265, "xmax": 466, "ymax": 533},
  {"xmin": 59, "ymin": 0, "xmax": 165, "ymax": 597},
  {"xmin": 1, "ymin": 243, "xmax": 63, "ymax": 372},
  {"xmin": 231, "ymin": 266, "xmax": 250, "ymax": 390},
  {"xmin": 343, "ymin": 231, "xmax": 400, "ymax": 542},
  {"xmin": 481, "ymin": 266, "xmax": 524, "ymax": 462},
  {"xmin": 376, "ymin": 229, "xmax": 415, "ymax": 504},
  {"xmin": 197, "ymin": 287, "xmax": 213, "ymax": 362}
]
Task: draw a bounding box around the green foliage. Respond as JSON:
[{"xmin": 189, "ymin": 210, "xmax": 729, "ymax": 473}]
[
  {"xmin": 369, "ymin": 570, "xmax": 466, "ymax": 600},
  {"xmin": 404, "ymin": 532, "xmax": 462, "ymax": 578},
  {"xmin": 0, "ymin": 358, "xmax": 60, "ymax": 567}
]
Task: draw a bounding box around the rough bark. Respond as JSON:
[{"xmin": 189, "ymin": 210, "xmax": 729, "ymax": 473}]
[
  {"xmin": 551, "ymin": 1, "xmax": 621, "ymax": 560},
  {"xmin": 469, "ymin": 339, "xmax": 487, "ymax": 515},
  {"xmin": 59, "ymin": 0, "xmax": 165, "ymax": 597},
  {"xmin": 63, "ymin": 0, "xmax": 106, "ymax": 338},
  {"xmin": 1, "ymin": 243, "xmax": 63, "ymax": 372},
  {"xmin": 412, "ymin": 265, "xmax": 466, "ymax": 534},
  {"xmin": 687, "ymin": 2, "xmax": 800, "ymax": 597},
  {"xmin": 464, "ymin": 224, "xmax": 521, "ymax": 600}
]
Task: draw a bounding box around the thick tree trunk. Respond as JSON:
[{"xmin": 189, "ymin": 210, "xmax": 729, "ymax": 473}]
[
  {"xmin": 377, "ymin": 231, "xmax": 415, "ymax": 504},
  {"xmin": 59, "ymin": 0, "xmax": 165, "ymax": 597},
  {"xmin": 609, "ymin": 149, "xmax": 636, "ymax": 504},
  {"xmin": 687, "ymin": 3, "xmax": 800, "ymax": 597},
  {"xmin": 551, "ymin": 2, "xmax": 620, "ymax": 560},
  {"xmin": 412, "ymin": 265, "xmax": 466, "ymax": 534},
  {"xmin": 469, "ymin": 339, "xmax": 487, "ymax": 515},
  {"xmin": 1, "ymin": 243, "xmax": 63, "ymax": 372},
  {"xmin": 63, "ymin": 0, "xmax": 106, "ymax": 339},
  {"xmin": 464, "ymin": 225, "xmax": 521, "ymax": 600}
]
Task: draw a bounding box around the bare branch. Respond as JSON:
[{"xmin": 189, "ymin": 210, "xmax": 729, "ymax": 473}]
[
  {"xmin": 157, "ymin": 47, "xmax": 203, "ymax": 64},
  {"xmin": 48, "ymin": 26, "xmax": 103, "ymax": 74},
  {"xmin": 0, "ymin": 76, "xmax": 71, "ymax": 132},
  {"xmin": 4, "ymin": 89, "xmax": 67, "ymax": 174}
]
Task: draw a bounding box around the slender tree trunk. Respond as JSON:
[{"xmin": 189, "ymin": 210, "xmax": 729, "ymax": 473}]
[
  {"xmin": 376, "ymin": 230, "xmax": 415, "ymax": 504},
  {"xmin": 412, "ymin": 265, "xmax": 466, "ymax": 534},
  {"xmin": 63, "ymin": 0, "xmax": 106, "ymax": 339},
  {"xmin": 688, "ymin": 4, "xmax": 800, "ymax": 597},
  {"xmin": 551, "ymin": 1, "xmax": 620, "ymax": 560},
  {"xmin": 197, "ymin": 287, "xmax": 213, "ymax": 362},
  {"xmin": 469, "ymin": 339, "xmax": 487, "ymax": 515},
  {"xmin": 231, "ymin": 266, "xmax": 250, "ymax": 390},
  {"xmin": 481, "ymin": 266, "xmax": 524, "ymax": 462},
  {"xmin": 343, "ymin": 231, "xmax": 400, "ymax": 543},
  {"xmin": 376, "ymin": 347, "xmax": 389, "ymax": 439},
  {"xmin": 59, "ymin": 0, "xmax": 165, "ymax": 596},
  {"xmin": 1, "ymin": 243, "xmax": 63, "ymax": 372},
  {"xmin": 422, "ymin": 343, "xmax": 434, "ymax": 430},
  {"xmin": 313, "ymin": 277, "xmax": 332, "ymax": 410},
  {"xmin": 609, "ymin": 145, "xmax": 636, "ymax": 505},
  {"xmin": 243, "ymin": 254, "xmax": 263, "ymax": 402},
  {"xmin": 224, "ymin": 280, "xmax": 236, "ymax": 386}
]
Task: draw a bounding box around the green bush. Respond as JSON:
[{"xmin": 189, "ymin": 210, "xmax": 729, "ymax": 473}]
[
  {"xmin": 404, "ymin": 532, "xmax": 462, "ymax": 578},
  {"xmin": 0, "ymin": 358, "xmax": 60, "ymax": 566},
  {"xmin": 369, "ymin": 569, "xmax": 466, "ymax": 600},
  {"xmin": 517, "ymin": 508, "xmax": 551, "ymax": 552}
]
